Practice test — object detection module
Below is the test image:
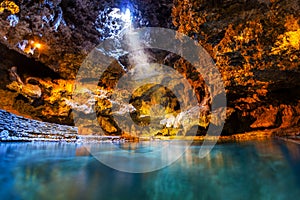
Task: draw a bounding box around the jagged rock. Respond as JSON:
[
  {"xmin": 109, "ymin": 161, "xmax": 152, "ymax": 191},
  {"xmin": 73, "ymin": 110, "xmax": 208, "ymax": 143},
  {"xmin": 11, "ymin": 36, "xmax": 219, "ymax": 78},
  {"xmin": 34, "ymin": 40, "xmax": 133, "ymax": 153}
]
[
  {"xmin": 0, "ymin": 130, "xmax": 9, "ymax": 138},
  {"xmin": 250, "ymin": 106, "xmax": 280, "ymax": 129},
  {"xmin": 7, "ymin": 81, "xmax": 42, "ymax": 100},
  {"xmin": 0, "ymin": 0, "xmax": 299, "ymax": 136},
  {"xmin": 172, "ymin": 0, "xmax": 300, "ymax": 134},
  {"xmin": 0, "ymin": 109, "xmax": 77, "ymax": 142},
  {"xmin": 0, "ymin": 0, "xmax": 174, "ymax": 79},
  {"xmin": 280, "ymin": 104, "xmax": 300, "ymax": 128}
]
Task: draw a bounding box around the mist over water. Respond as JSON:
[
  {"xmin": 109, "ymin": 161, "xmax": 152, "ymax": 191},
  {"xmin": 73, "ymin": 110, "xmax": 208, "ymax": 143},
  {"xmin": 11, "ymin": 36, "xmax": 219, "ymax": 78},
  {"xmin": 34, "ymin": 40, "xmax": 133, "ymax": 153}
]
[
  {"xmin": 112, "ymin": 9, "xmax": 204, "ymax": 136},
  {"xmin": 124, "ymin": 20, "xmax": 159, "ymax": 80}
]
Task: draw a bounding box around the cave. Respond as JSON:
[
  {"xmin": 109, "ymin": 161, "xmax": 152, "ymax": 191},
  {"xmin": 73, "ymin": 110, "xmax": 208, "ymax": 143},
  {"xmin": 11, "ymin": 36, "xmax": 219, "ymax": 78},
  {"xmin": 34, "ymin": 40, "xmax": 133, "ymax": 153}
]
[{"xmin": 0, "ymin": 0, "xmax": 300, "ymax": 199}]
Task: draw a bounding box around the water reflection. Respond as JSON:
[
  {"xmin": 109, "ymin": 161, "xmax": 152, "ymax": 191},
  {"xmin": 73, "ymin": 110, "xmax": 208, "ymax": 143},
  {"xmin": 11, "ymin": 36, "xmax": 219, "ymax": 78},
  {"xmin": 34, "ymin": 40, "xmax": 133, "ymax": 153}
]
[{"xmin": 0, "ymin": 140, "xmax": 300, "ymax": 199}]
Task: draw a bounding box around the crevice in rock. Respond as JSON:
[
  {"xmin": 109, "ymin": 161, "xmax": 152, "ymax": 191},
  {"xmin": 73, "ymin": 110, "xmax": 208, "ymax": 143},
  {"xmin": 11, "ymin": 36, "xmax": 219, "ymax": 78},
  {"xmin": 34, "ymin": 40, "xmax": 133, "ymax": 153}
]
[{"xmin": 0, "ymin": 42, "xmax": 61, "ymax": 89}]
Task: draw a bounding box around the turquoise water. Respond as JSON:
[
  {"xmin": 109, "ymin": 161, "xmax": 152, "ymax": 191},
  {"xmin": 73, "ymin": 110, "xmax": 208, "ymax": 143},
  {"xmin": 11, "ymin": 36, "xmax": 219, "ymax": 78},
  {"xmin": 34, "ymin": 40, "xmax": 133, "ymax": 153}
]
[{"xmin": 0, "ymin": 140, "xmax": 300, "ymax": 200}]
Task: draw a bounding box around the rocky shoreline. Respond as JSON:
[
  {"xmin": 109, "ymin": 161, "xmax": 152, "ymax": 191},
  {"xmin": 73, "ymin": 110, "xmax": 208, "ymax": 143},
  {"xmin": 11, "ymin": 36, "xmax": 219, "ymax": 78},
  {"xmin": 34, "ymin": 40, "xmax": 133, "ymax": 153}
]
[
  {"xmin": 1, "ymin": 109, "xmax": 299, "ymax": 143},
  {"xmin": 0, "ymin": 0, "xmax": 299, "ymax": 137},
  {"xmin": 0, "ymin": 109, "xmax": 78, "ymax": 142}
]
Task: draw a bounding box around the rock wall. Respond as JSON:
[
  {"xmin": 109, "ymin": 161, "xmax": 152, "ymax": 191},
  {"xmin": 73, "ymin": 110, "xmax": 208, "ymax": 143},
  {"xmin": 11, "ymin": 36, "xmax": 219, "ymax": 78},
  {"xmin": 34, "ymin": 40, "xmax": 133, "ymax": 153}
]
[
  {"xmin": 0, "ymin": 109, "xmax": 77, "ymax": 141},
  {"xmin": 0, "ymin": 0, "xmax": 174, "ymax": 79},
  {"xmin": 172, "ymin": 0, "xmax": 300, "ymax": 134},
  {"xmin": 0, "ymin": 0, "xmax": 299, "ymax": 136}
]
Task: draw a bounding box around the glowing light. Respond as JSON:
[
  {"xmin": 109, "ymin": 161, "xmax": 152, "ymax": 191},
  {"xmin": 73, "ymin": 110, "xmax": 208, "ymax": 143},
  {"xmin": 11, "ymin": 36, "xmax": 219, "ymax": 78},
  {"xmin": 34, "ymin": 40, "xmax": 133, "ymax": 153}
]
[
  {"xmin": 34, "ymin": 42, "xmax": 42, "ymax": 49},
  {"xmin": 107, "ymin": 8, "xmax": 131, "ymax": 23},
  {"xmin": 122, "ymin": 8, "xmax": 131, "ymax": 24},
  {"xmin": 95, "ymin": 7, "xmax": 132, "ymax": 40}
]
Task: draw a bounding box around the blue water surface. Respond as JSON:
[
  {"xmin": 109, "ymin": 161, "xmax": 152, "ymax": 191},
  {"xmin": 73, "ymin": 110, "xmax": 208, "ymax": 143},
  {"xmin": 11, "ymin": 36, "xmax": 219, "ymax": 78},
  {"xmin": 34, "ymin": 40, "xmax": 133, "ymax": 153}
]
[{"xmin": 0, "ymin": 140, "xmax": 300, "ymax": 200}]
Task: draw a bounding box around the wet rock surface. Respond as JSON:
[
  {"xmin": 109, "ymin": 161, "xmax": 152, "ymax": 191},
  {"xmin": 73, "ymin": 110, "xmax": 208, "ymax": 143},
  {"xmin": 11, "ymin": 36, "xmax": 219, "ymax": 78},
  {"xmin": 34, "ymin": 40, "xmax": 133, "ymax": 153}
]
[
  {"xmin": 0, "ymin": 109, "xmax": 77, "ymax": 141},
  {"xmin": 172, "ymin": 0, "xmax": 300, "ymax": 134},
  {"xmin": 0, "ymin": 0, "xmax": 299, "ymax": 137}
]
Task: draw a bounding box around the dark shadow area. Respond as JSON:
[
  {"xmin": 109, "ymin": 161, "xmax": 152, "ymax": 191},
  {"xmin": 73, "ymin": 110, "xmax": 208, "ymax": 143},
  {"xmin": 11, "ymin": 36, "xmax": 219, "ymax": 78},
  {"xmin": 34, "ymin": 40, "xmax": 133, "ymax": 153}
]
[{"xmin": 0, "ymin": 43, "xmax": 61, "ymax": 89}]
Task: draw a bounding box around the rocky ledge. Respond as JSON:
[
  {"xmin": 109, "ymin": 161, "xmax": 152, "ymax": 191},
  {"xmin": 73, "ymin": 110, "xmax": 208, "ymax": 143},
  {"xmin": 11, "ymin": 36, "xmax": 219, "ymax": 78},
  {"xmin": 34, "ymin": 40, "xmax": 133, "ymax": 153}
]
[
  {"xmin": 0, "ymin": 109, "xmax": 78, "ymax": 142},
  {"xmin": 1, "ymin": 108, "xmax": 299, "ymax": 143}
]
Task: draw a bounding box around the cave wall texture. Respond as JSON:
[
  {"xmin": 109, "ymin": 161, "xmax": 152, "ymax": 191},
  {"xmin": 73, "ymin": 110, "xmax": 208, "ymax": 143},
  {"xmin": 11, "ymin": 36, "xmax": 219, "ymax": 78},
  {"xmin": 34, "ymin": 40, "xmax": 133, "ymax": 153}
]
[{"xmin": 0, "ymin": 0, "xmax": 299, "ymax": 135}]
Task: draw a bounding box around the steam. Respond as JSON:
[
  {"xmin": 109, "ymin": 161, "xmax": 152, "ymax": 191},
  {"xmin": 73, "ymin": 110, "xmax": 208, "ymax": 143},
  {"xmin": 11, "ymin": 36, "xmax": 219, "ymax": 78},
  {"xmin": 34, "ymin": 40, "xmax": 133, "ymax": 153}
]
[
  {"xmin": 122, "ymin": 9, "xmax": 159, "ymax": 80},
  {"xmin": 118, "ymin": 9, "xmax": 205, "ymax": 133}
]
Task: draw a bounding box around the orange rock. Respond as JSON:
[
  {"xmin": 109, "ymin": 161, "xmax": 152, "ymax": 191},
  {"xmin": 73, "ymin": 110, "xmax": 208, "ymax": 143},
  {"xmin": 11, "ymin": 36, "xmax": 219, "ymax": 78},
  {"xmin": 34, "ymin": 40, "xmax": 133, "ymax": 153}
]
[
  {"xmin": 120, "ymin": 132, "xmax": 139, "ymax": 142},
  {"xmin": 250, "ymin": 106, "xmax": 279, "ymax": 129},
  {"xmin": 76, "ymin": 146, "xmax": 91, "ymax": 156}
]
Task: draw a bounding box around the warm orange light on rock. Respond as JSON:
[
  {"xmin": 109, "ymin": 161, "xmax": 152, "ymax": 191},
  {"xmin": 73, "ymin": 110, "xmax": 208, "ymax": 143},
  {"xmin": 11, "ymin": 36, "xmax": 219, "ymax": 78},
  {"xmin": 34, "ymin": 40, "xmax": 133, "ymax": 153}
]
[
  {"xmin": 23, "ymin": 40, "xmax": 43, "ymax": 54},
  {"xmin": 33, "ymin": 42, "xmax": 42, "ymax": 49}
]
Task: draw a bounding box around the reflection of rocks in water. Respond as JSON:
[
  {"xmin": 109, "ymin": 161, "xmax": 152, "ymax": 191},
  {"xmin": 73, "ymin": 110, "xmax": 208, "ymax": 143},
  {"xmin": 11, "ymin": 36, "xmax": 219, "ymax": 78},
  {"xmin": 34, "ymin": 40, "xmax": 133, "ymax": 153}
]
[
  {"xmin": 2, "ymin": 141, "xmax": 300, "ymax": 199},
  {"xmin": 76, "ymin": 146, "xmax": 91, "ymax": 156}
]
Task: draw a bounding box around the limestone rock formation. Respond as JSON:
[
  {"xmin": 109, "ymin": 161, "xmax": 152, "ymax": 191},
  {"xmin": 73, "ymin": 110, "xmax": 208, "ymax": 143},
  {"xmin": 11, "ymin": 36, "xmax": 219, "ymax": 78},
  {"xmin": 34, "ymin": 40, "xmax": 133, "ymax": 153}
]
[
  {"xmin": 0, "ymin": 0, "xmax": 299, "ymax": 136},
  {"xmin": 0, "ymin": 109, "xmax": 77, "ymax": 141},
  {"xmin": 172, "ymin": 0, "xmax": 300, "ymax": 134}
]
